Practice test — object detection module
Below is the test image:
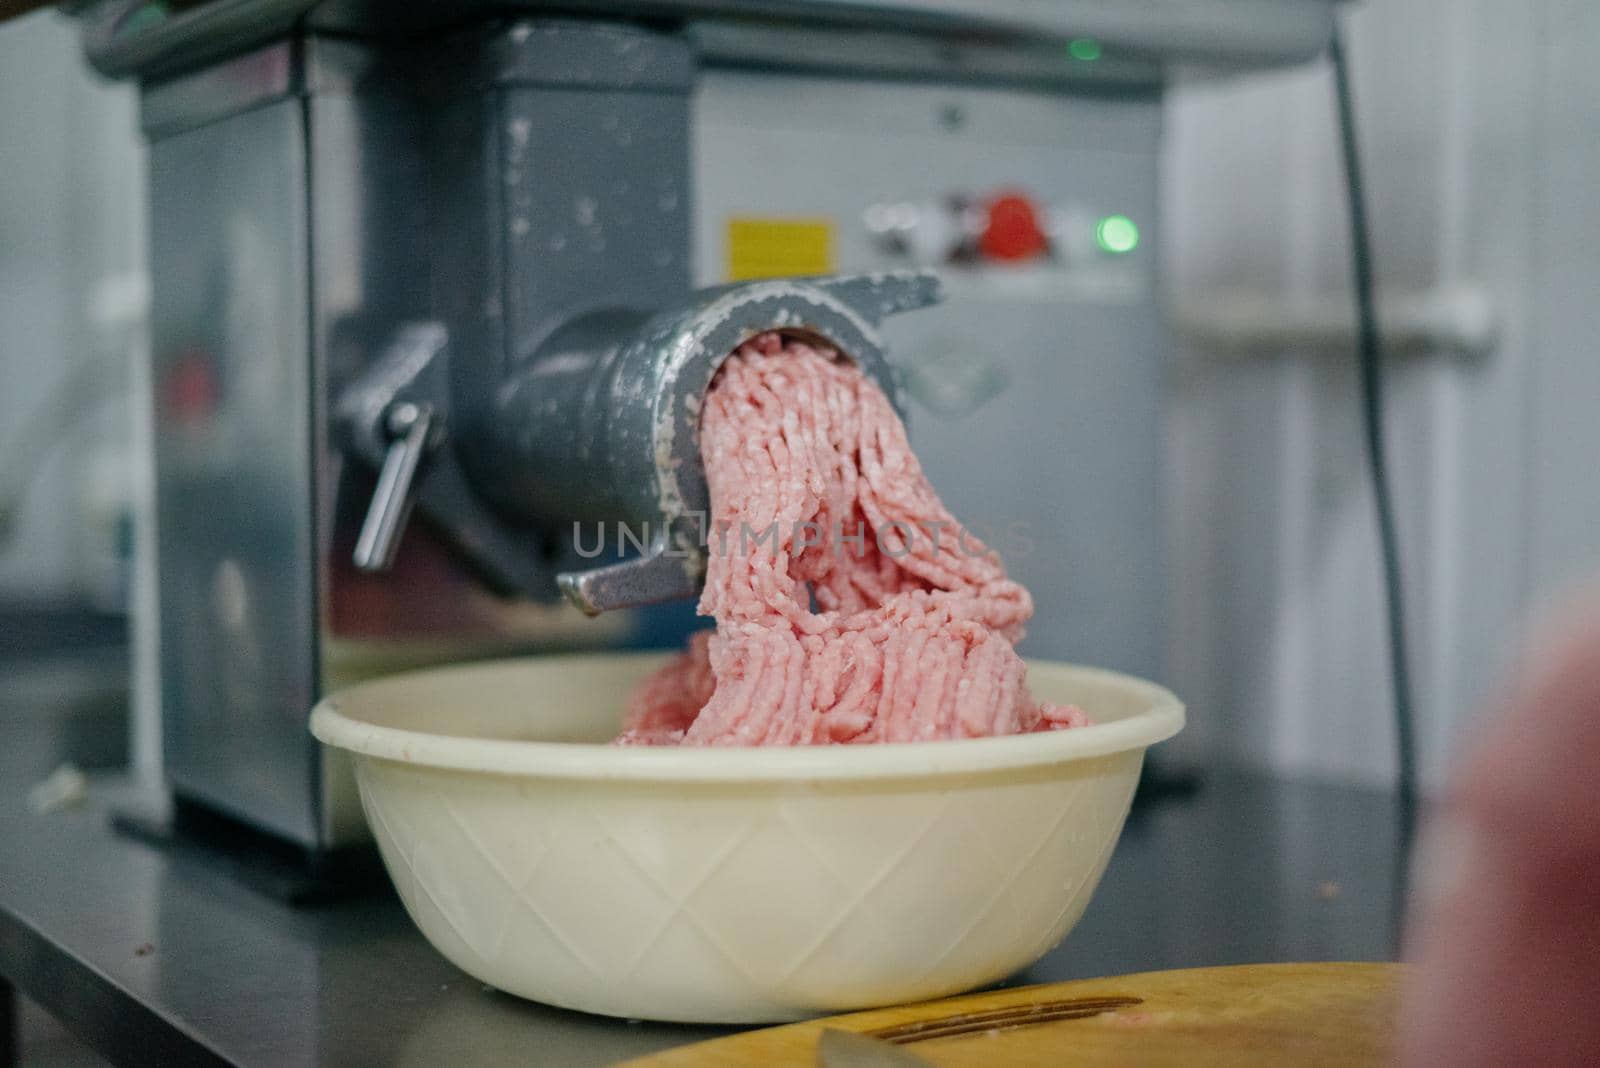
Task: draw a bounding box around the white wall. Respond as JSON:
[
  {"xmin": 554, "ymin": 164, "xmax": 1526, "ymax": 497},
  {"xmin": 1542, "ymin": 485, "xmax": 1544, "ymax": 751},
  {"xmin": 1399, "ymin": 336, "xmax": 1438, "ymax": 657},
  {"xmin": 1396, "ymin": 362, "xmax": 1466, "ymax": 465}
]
[
  {"xmin": 0, "ymin": 11, "xmax": 146, "ymax": 604},
  {"xmin": 1165, "ymin": 0, "xmax": 1600, "ymax": 789}
]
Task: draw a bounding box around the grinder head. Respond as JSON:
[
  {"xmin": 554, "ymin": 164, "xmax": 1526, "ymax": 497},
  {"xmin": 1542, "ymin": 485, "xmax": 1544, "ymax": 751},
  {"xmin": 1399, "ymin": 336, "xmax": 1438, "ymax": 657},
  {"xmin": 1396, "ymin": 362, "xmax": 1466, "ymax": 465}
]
[
  {"xmin": 338, "ymin": 270, "xmax": 941, "ymax": 614},
  {"xmin": 556, "ymin": 270, "xmax": 942, "ymax": 614}
]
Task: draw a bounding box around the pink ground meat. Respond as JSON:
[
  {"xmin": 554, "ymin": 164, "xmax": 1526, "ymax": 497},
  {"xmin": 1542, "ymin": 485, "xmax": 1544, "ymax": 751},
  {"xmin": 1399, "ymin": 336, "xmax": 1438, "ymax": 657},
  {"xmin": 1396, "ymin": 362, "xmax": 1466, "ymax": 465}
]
[{"xmin": 614, "ymin": 332, "xmax": 1089, "ymax": 746}]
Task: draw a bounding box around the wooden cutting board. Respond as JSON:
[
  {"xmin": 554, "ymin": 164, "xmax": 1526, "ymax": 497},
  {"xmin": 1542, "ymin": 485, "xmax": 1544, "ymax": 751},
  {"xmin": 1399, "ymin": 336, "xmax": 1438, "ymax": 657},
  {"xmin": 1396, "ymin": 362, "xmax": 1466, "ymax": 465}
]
[{"xmin": 618, "ymin": 962, "xmax": 1403, "ymax": 1067}]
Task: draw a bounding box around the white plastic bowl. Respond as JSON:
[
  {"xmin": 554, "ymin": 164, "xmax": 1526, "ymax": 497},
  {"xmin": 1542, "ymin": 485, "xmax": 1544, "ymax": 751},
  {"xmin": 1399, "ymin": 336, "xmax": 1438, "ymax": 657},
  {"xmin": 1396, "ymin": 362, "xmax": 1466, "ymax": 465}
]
[{"xmin": 310, "ymin": 653, "xmax": 1182, "ymax": 1024}]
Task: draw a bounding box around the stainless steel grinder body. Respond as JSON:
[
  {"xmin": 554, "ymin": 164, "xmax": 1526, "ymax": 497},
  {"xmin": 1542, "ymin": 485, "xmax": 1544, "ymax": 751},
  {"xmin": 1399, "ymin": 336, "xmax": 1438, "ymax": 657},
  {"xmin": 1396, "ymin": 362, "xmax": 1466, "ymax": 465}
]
[
  {"xmin": 107, "ymin": 1, "xmax": 1340, "ymax": 853},
  {"xmin": 138, "ymin": 22, "xmax": 931, "ymax": 849}
]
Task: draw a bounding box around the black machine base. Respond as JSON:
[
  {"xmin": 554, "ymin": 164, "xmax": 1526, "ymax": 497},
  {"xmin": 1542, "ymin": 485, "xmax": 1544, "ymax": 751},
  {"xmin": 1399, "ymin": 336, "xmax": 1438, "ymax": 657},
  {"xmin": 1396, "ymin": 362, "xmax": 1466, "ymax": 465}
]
[{"xmin": 111, "ymin": 795, "xmax": 391, "ymax": 907}]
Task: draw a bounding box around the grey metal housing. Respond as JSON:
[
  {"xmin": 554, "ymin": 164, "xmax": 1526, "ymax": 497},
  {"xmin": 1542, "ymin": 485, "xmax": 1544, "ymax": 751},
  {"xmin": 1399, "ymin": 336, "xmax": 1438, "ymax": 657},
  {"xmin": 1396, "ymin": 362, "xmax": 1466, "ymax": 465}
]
[
  {"xmin": 116, "ymin": 1, "xmax": 1341, "ymax": 851},
  {"xmin": 138, "ymin": 19, "xmax": 939, "ymax": 849}
]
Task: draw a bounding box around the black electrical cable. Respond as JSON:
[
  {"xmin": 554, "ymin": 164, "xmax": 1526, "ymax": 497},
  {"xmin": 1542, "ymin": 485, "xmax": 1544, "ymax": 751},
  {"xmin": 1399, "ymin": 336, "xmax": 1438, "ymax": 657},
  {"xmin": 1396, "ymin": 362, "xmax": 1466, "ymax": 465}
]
[{"xmin": 1329, "ymin": 25, "xmax": 1420, "ymax": 812}]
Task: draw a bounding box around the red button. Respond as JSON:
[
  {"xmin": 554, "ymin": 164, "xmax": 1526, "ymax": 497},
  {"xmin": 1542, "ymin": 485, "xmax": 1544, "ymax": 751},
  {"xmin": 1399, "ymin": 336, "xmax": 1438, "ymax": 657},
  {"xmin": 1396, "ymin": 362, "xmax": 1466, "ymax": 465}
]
[
  {"xmin": 979, "ymin": 191, "xmax": 1049, "ymax": 262},
  {"xmin": 163, "ymin": 347, "xmax": 218, "ymax": 423}
]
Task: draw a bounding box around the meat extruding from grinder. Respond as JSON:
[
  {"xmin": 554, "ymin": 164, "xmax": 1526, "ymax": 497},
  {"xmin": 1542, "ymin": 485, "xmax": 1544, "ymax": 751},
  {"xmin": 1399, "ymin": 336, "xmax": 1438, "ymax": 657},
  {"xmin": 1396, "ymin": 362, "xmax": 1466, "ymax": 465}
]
[{"xmin": 615, "ymin": 333, "xmax": 1089, "ymax": 746}]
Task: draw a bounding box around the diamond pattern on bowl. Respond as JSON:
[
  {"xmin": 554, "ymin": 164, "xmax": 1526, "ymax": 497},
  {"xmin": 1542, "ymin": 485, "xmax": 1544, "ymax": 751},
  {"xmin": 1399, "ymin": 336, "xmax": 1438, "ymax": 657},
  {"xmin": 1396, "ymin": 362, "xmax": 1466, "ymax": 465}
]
[
  {"xmin": 312, "ymin": 654, "xmax": 1183, "ymax": 1021},
  {"xmin": 353, "ymin": 748, "xmax": 1143, "ymax": 1021}
]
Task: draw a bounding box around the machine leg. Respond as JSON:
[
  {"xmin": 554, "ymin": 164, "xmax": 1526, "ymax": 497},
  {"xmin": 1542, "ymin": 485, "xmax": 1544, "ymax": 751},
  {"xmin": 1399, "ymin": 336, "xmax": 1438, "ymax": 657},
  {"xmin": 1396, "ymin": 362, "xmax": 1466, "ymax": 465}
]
[{"xmin": 1, "ymin": 975, "xmax": 16, "ymax": 1068}]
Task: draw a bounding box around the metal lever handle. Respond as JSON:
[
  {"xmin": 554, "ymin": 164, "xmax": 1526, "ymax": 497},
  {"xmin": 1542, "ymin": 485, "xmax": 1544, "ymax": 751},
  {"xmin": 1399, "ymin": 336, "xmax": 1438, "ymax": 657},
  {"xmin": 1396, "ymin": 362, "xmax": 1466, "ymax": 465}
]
[
  {"xmin": 353, "ymin": 402, "xmax": 437, "ymax": 573},
  {"xmin": 557, "ymin": 529, "xmax": 701, "ymax": 616}
]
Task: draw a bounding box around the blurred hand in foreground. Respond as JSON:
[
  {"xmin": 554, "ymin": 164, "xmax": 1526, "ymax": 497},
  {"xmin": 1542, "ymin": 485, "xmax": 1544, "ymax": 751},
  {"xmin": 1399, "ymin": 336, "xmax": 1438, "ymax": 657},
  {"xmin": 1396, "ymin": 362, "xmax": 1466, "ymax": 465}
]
[{"xmin": 1402, "ymin": 589, "xmax": 1600, "ymax": 1067}]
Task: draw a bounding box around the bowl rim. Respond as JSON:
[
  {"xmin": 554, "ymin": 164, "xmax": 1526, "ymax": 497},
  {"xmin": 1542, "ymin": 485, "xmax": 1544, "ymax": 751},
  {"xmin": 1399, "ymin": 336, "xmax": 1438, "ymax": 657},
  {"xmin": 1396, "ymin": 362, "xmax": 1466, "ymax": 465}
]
[{"xmin": 309, "ymin": 652, "xmax": 1184, "ymax": 783}]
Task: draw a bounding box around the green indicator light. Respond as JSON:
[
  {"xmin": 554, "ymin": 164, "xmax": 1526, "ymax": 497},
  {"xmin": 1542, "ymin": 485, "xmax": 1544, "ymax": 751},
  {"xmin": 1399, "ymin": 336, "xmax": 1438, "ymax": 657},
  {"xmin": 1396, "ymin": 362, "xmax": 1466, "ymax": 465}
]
[
  {"xmin": 1096, "ymin": 215, "xmax": 1140, "ymax": 254},
  {"xmin": 1069, "ymin": 38, "xmax": 1102, "ymax": 62}
]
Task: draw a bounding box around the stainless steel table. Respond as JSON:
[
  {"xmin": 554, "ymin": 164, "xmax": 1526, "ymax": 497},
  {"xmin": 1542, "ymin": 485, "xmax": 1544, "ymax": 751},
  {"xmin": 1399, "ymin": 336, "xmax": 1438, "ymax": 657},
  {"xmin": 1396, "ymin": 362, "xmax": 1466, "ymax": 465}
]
[{"xmin": 0, "ymin": 676, "xmax": 1412, "ymax": 1067}]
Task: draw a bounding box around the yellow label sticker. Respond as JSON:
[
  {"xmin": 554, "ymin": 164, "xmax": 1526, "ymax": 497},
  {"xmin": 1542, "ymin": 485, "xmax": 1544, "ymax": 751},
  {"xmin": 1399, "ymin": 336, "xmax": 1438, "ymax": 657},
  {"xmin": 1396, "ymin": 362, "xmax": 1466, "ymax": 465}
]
[{"xmin": 725, "ymin": 217, "xmax": 835, "ymax": 282}]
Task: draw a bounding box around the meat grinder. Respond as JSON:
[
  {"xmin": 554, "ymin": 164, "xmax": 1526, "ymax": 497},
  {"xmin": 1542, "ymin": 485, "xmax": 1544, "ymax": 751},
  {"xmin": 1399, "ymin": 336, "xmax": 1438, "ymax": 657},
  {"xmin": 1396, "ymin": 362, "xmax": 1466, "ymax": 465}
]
[
  {"xmin": 91, "ymin": 11, "xmax": 939, "ymax": 858},
  {"xmin": 80, "ymin": 0, "xmax": 1339, "ymax": 866}
]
